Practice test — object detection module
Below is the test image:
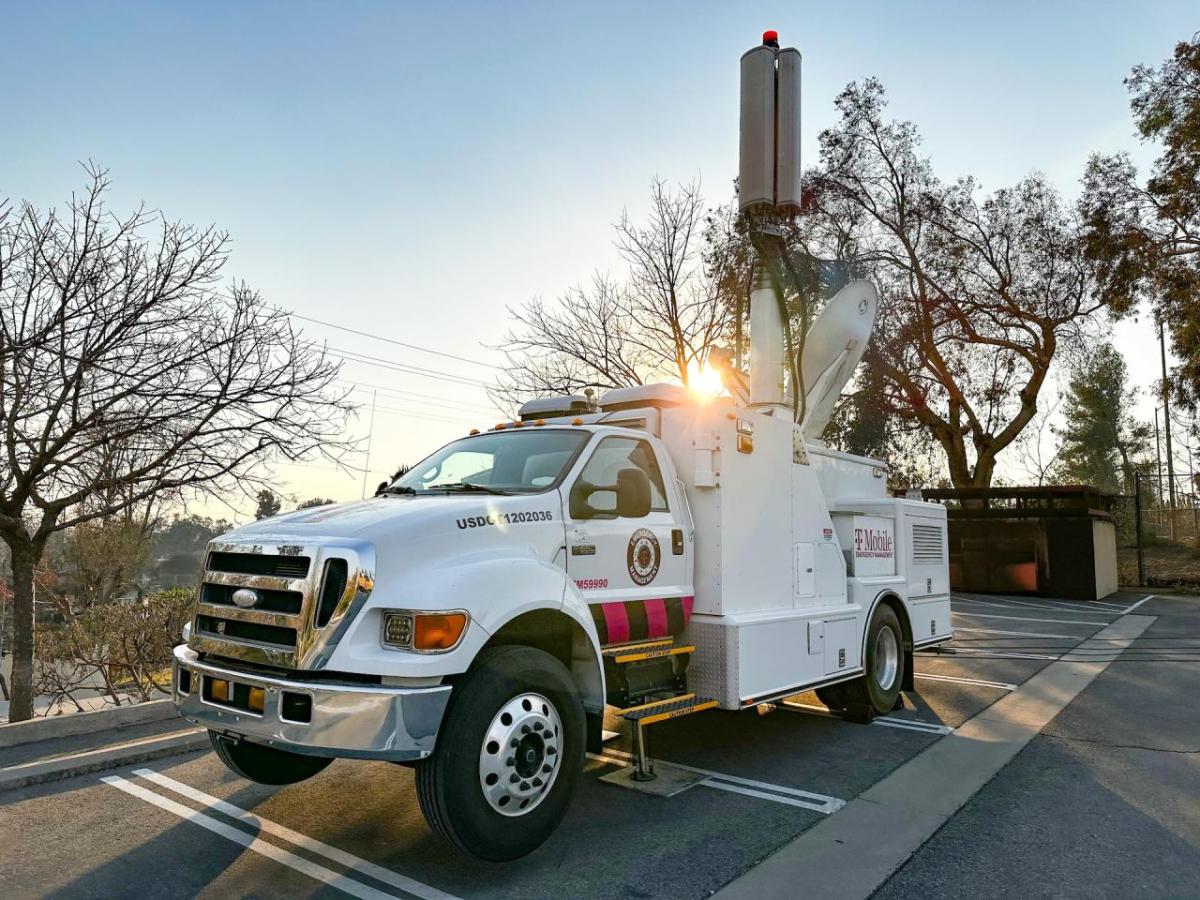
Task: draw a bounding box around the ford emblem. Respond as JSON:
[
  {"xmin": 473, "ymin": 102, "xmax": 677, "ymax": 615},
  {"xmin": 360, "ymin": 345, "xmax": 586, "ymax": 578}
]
[{"xmin": 232, "ymin": 588, "xmax": 260, "ymax": 609}]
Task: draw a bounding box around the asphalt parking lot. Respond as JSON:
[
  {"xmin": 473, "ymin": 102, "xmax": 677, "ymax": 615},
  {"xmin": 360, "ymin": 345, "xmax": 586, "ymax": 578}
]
[{"xmin": 2, "ymin": 591, "xmax": 1195, "ymax": 900}]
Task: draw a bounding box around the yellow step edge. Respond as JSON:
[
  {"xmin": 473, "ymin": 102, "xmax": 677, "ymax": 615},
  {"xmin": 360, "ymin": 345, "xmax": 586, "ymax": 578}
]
[
  {"xmin": 615, "ymin": 692, "xmax": 695, "ymax": 716},
  {"xmin": 601, "ymin": 638, "xmax": 673, "ymax": 657},
  {"xmin": 638, "ymin": 698, "xmax": 718, "ymax": 726},
  {"xmin": 614, "ymin": 645, "xmax": 696, "ymax": 664}
]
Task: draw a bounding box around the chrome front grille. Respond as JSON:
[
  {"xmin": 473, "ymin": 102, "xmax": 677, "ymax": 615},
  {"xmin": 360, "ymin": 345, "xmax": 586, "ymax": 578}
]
[{"xmin": 189, "ymin": 539, "xmax": 375, "ymax": 670}]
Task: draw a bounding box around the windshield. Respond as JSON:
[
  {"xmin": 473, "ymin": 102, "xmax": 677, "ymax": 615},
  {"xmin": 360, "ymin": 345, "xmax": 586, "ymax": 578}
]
[{"xmin": 390, "ymin": 429, "xmax": 589, "ymax": 495}]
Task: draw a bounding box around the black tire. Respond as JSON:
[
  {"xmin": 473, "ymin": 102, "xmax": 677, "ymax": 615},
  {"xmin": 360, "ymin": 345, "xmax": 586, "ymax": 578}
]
[
  {"xmin": 415, "ymin": 645, "xmax": 585, "ymax": 861},
  {"xmin": 208, "ymin": 731, "xmax": 333, "ymax": 785},
  {"xmin": 818, "ymin": 604, "xmax": 905, "ymax": 716},
  {"xmin": 815, "ymin": 681, "xmax": 850, "ymax": 710}
]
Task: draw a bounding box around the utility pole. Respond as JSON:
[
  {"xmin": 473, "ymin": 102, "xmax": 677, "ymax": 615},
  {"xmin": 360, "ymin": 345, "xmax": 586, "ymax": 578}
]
[
  {"xmin": 1134, "ymin": 471, "xmax": 1146, "ymax": 586},
  {"xmin": 359, "ymin": 389, "xmax": 378, "ymax": 500},
  {"xmin": 1155, "ymin": 406, "xmax": 1163, "ymax": 507},
  {"xmin": 1160, "ymin": 319, "xmax": 1177, "ymax": 538}
]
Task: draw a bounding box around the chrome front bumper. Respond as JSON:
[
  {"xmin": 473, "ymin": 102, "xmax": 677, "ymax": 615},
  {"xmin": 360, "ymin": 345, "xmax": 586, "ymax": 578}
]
[{"xmin": 172, "ymin": 645, "xmax": 451, "ymax": 762}]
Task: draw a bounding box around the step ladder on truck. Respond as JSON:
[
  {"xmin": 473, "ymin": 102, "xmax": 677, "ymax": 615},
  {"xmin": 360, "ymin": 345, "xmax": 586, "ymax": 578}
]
[{"xmin": 170, "ymin": 29, "xmax": 953, "ymax": 861}]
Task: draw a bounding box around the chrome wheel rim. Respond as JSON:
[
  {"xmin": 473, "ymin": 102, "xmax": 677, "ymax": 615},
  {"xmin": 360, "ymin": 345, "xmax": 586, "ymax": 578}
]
[
  {"xmin": 874, "ymin": 625, "xmax": 899, "ymax": 690},
  {"xmin": 479, "ymin": 692, "xmax": 562, "ymax": 816}
]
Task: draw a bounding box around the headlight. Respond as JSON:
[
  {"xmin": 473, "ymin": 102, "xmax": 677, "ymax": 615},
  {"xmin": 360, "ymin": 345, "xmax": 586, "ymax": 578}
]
[{"xmin": 381, "ymin": 610, "xmax": 468, "ymax": 653}]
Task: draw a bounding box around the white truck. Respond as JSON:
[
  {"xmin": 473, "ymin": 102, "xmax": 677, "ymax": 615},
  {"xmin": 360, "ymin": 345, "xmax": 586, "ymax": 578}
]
[{"xmin": 172, "ymin": 31, "xmax": 952, "ymax": 861}]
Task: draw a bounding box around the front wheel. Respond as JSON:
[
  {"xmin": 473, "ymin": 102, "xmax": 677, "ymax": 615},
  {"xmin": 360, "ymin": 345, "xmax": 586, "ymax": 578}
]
[
  {"xmin": 816, "ymin": 604, "xmax": 905, "ymax": 716},
  {"xmin": 208, "ymin": 731, "xmax": 333, "ymax": 785},
  {"xmin": 415, "ymin": 645, "xmax": 585, "ymax": 861}
]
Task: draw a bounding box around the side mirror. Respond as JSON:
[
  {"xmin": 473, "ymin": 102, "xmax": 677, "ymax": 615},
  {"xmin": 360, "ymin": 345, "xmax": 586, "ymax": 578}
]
[
  {"xmin": 616, "ymin": 467, "xmax": 651, "ymax": 518},
  {"xmin": 569, "ymin": 480, "xmax": 598, "ymax": 519}
]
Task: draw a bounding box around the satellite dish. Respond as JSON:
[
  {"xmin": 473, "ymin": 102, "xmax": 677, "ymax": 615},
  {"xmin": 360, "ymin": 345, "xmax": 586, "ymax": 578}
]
[{"xmin": 798, "ymin": 279, "xmax": 879, "ymax": 441}]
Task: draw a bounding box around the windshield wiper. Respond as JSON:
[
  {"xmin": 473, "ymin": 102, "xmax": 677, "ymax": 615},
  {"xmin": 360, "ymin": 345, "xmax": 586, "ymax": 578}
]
[
  {"xmin": 431, "ymin": 482, "xmax": 512, "ymax": 496},
  {"xmin": 380, "ymin": 485, "xmax": 417, "ymax": 496}
]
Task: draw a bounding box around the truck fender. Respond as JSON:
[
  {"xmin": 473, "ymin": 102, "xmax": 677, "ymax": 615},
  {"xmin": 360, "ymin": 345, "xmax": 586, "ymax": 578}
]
[
  {"xmin": 864, "ymin": 590, "xmax": 915, "ymax": 692},
  {"xmin": 481, "ymin": 581, "xmax": 606, "ymax": 751}
]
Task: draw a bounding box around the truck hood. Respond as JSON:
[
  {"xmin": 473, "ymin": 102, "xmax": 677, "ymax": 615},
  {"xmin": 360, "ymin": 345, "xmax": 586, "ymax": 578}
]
[{"xmin": 220, "ymin": 493, "xmax": 562, "ymax": 545}]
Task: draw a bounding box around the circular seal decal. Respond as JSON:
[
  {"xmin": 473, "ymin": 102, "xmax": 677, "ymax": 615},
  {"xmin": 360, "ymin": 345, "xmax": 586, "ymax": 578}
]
[{"xmin": 626, "ymin": 528, "xmax": 661, "ymax": 586}]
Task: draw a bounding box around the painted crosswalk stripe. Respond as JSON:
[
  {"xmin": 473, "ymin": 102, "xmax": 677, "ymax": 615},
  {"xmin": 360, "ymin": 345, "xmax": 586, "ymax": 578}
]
[
  {"xmin": 102, "ymin": 775, "xmax": 403, "ymax": 900},
  {"xmin": 588, "ymin": 750, "xmax": 844, "ymax": 814},
  {"xmin": 132, "ymin": 769, "xmax": 458, "ymax": 900}
]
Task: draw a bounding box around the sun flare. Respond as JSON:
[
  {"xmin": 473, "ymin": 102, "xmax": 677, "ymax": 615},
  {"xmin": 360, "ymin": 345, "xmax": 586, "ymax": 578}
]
[{"xmin": 686, "ymin": 360, "xmax": 726, "ymax": 400}]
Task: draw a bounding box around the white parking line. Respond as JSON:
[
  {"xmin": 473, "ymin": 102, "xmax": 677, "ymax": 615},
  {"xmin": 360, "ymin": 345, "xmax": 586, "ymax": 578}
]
[
  {"xmin": 873, "ymin": 716, "xmax": 954, "ymax": 735},
  {"xmin": 914, "ymin": 672, "xmax": 1017, "ymax": 691},
  {"xmin": 1085, "ymin": 599, "xmax": 1131, "ymax": 610},
  {"xmin": 932, "ymin": 647, "xmax": 1061, "ymax": 661},
  {"xmin": 589, "ymin": 750, "xmax": 844, "ymax": 814},
  {"xmin": 1122, "ymin": 594, "xmax": 1155, "ymax": 614},
  {"xmin": 952, "ymin": 610, "xmax": 1110, "ymax": 627},
  {"xmin": 102, "ymin": 776, "xmax": 404, "ymax": 900},
  {"xmin": 992, "ymin": 595, "xmax": 1125, "ymax": 613},
  {"xmin": 777, "ymin": 701, "xmax": 954, "ymax": 735},
  {"xmin": 133, "ymin": 769, "xmax": 458, "ymax": 900},
  {"xmin": 953, "ymin": 595, "xmax": 1111, "ymax": 615},
  {"xmin": 953, "ymin": 626, "xmax": 1078, "ymax": 640}
]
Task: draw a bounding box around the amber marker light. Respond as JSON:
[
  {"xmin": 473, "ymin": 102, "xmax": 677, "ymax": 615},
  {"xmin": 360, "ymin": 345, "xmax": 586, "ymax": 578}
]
[
  {"xmin": 469, "ymin": 428, "xmax": 480, "ymax": 435},
  {"xmin": 572, "ymin": 417, "xmax": 584, "ymax": 425},
  {"xmin": 535, "ymin": 419, "xmax": 545, "ymax": 426},
  {"xmin": 248, "ymin": 687, "xmax": 265, "ymax": 713},
  {"xmin": 413, "ymin": 613, "xmax": 468, "ymax": 651}
]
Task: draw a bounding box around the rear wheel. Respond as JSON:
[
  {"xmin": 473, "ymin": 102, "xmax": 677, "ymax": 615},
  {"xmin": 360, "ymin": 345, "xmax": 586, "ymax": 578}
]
[
  {"xmin": 208, "ymin": 731, "xmax": 332, "ymax": 785},
  {"xmin": 415, "ymin": 645, "xmax": 584, "ymax": 861},
  {"xmin": 816, "ymin": 604, "xmax": 905, "ymax": 716}
]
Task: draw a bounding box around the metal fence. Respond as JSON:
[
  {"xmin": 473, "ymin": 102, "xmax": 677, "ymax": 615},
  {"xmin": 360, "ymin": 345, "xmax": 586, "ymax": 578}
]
[{"xmin": 1114, "ymin": 473, "xmax": 1200, "ymax": 588}]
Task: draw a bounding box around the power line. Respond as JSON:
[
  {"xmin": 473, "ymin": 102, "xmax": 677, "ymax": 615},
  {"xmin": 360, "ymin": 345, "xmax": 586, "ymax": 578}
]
[
  {"xmin": 285, "ymin": 310, "xmax": 499, "ymax": 370},
  {"xmin": 327, "ymin": 346, "xmax": 490, "ymax": 388},
  {"xmin": 340, "ymin": 382, "xmax": 497, "ymax": 415},
  {"xmin": 368, "ymin": 405, "xmax": 477, "ymax": 425}
]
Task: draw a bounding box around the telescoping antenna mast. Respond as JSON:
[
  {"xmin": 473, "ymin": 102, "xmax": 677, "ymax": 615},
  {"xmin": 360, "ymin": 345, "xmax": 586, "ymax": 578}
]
[{"xmin": 739, "ymin": 30, "xmax": 801, "ymax": 413}]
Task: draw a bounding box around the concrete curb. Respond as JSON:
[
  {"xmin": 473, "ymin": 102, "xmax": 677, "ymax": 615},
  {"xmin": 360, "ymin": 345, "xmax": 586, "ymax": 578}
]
[
  {"xmin": 714, "ymin": 613, "xmax": 1156, "ymax": 900},
  {"xmin": 0, "ymin": 699, "xmax": 179, "ymax": 749},
  {"xmin": 0, "ymin": 728, "xmax": 208, "ymax": 793}
]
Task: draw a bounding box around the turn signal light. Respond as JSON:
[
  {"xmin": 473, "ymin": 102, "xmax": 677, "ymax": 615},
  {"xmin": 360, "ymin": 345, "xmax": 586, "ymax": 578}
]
[
  {"xmin": 248, "ymin": 687, "xmax": 265, "ymax": 713},
  {"xmin": 414, "ymin": 613, "xmax": 468, "ymax": 651}
]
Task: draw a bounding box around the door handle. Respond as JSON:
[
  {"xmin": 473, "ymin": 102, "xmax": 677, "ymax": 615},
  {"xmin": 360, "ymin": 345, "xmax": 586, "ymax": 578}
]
[{"xmin": 671, "ymin": 529, "xmax": 685, "ymax": 555}]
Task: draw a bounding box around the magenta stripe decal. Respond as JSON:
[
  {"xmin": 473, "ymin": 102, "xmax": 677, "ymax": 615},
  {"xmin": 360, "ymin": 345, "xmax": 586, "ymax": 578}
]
[
  {"xmin": 644, "ymin": 598, "xmax": 669, "ymax": 638},
  {"xmin": 602, "ymin": 602, "xmax": 630, "ymax": 644},
  {"xmin": 681, "ymin": 595, "xmax": 694, "ymax": 623}
]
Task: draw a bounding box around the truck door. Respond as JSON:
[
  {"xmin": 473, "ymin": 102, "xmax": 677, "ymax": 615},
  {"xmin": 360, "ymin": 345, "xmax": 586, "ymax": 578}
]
[{"xmin": 565, "ymin": 435, "xmax": 690, "ymax": 643}]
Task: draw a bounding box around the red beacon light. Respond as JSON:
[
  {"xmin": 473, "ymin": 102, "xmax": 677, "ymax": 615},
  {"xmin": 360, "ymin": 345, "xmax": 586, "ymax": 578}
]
[{"xmin": 762, "ymin": 29, "xmax": 779, "ymax": 48}]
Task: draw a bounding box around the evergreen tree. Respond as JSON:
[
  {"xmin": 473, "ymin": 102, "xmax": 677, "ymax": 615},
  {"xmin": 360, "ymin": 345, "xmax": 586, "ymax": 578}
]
[
  {"xmin": 254, "ymin": 490, "xmax": 282, "ymax": 520},
  {"xmin": 1054, "ymin": 345, "xmax": 1150, "ymax": 492}
]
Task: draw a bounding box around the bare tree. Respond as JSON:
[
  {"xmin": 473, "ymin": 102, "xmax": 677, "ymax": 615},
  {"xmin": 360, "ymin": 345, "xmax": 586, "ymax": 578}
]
[
  {"xmin": 493, "ymin": 179, "xmax": 736, "ymax": 407},
  {"xmin": 0, "ymin": 169, "xmax": 354, "ymax": 721},
  {"xmin": 801, "ymin": 81, "xmax": 1102, "ymax": 487},
  {"xmin": 1013, "ymin": 388, "xmax": 1063, "ymax": 486}
]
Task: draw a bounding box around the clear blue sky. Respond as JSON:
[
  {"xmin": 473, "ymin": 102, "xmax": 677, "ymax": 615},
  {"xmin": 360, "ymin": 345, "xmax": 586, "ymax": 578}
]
[{"xmin": 4, "ymin": 2, "xmax": 1195, "ymax": 512}]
